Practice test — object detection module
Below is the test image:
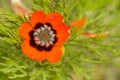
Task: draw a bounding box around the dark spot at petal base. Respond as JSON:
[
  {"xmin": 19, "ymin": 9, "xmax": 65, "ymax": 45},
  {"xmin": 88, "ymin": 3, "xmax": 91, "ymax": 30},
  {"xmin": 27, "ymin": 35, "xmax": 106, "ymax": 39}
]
[
  {"xmin": 53, "ymin": 37, "xmax": 58, "ymax": 44},
  {"xmin": 30, "ymin": 39, "xmax": 36, "ymax": 47},
  {"xmin": 34, "ymin": 23, "xmax": 43, "ymax": 29},
  {"xmin": 45, "ymin": 23, "xmax": 52, "ymax": 27},
  {"xmin": 29, "ymin": 30, "xmax": 34, "ymax": 38},
  {"xmin": 36, "ymin": 45, "xmax": 45, "ymax": 51},
  {"xmin": 45, "ymin": 45, "xmax": 53, "ymax": 51}
]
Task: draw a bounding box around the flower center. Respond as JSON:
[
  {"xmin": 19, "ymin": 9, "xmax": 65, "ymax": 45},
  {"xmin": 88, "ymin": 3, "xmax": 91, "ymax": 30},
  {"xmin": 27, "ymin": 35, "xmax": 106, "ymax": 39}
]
[
  {"xmin": 39, "ymin": 30, "xmax": 50, "ymax": 42},
  {"xmin": 29, "ymin": 23, "xmax": 58, "ymax": 51},
  {"xmin": 33, "ymin": 24, "xmax": 55, "ymax": 47}
]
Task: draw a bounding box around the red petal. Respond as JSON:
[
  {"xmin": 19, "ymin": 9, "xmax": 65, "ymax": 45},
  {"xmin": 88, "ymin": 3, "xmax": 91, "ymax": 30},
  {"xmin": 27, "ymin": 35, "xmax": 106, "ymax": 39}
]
[
  {"xmin": 54, "ymin": 23, "xmax": 70, "ymax": 45},
  {"xmin": 44, "ymin": 12, "xmax": 62, "ymax": 26},
  {"xmin": 46, "ymin": 46, "xmax": 63, "ymax": 63},
  {"xmin": 30, "ymin": 10, "xmax": 45, "ymax": 27},
  {"xmin": 70, "ymin": 18, "xmax": 86, "ymax": 28},
  {"xmin": 19, "ymin": 22, "xmax": 32, "ymax": 39},
  {"xmin": 21, "ymin": 39, "xmax": 46, "ymax": 61}
]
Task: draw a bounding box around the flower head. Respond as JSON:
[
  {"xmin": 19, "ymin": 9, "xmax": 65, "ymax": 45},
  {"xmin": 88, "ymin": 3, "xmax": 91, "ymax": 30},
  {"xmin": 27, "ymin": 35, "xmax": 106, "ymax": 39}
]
[{"xmin": 19, "ymin": 11, "xmax": 70, "ymax": 63}]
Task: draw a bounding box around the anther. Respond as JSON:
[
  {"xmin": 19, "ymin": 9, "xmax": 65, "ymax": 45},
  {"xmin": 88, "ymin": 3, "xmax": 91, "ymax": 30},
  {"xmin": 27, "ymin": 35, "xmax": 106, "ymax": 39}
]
[
  {"xmin": 50, "ymin": 38, "xmax": 55, "ymax": 41},
  {"xmin": 44, "ymin": 24, "xmax": 48, "ymax": 29},
  {"xmin": 35, "ymin": 28, "xmax": 41, "ymax": 32},
  {"xmin": 33, "ymin": 32, "xmax": 39, "ymax": 36},
  {"xmin": 52, "ymin": 34, "xmax": 55, "ymax": 37},
  {"xmin": 49, "ymin": 41, "xmax": 53, "ymax": 45},
  {"xmin": 49, "ymin": 31, "xmax": 54, "ymax": 35},
  {"xmin": 41, "ymin": 27, "xmax": 45, "ymax": 31},
  {"xmin": 48, "ymin": 27, "xmax": 51, "ymax": 30},
  {"xmin": 34, "ymin": 36, "xmax": 39, "ymax": 40},
  {"xmin": 46, "ymin": 42, "xmax": 50, "ymax": 48},
  {"xmin": 41, "ymin": 41, "xmax": 45, "ymax": 46},
  {"xmin": 35, "ymin": 41, "xmax": 41, "ymax": 45}
]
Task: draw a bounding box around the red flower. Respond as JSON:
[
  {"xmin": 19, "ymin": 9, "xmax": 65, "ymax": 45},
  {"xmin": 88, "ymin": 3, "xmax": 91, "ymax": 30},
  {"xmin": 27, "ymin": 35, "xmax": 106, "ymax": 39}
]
[{"xmin": 19, "ymin": 11, "xmax": 70, "ymax": 63}]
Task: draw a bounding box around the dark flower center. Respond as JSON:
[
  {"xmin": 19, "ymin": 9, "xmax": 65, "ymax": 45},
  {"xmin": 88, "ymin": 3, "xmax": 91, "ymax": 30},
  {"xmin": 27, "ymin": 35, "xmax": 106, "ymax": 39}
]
[{"xmin": 29, "ymin": 23, "xmax": 58, "ymax": 51}]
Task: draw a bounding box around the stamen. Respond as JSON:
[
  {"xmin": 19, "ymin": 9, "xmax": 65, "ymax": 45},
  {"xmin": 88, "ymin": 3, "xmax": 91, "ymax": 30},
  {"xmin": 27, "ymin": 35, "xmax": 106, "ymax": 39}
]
[
  {"xmin": 33, "ymin": 32, "xmax": 39, "ymax": 36},
  {"xmin": 44, "ymin": 24, "xmax": 48, "ymax": 29},
  {"xmin": 50, "ymin": 38, "xmax": 55, "ymax": 41},
  {"xmin": 35, "ymin": 41, "xmax": 41, "ymax": 45},
  {"xmin": 35, "ymin": 28, "xmax": 41, "ymax": 32},
  {"xmin": 48, "ymin": 27, "xmax": 51, "ymax": 30},
  {"xmin": 46, "ymin": 42, "xmax": 50, "ymax": 48},
  {"xmin": 49, "ymin": 41, "xmax": 53, "ymax": 45},
  {"xmin": 41, "ymin": 27, "xmax": 45, "ymax": 31},
  {"xmin": 34, "ymin": 36, "xmax": 39, "ymax": 40},
  {"xmin": 52, "ymin": 34, "xmax": 55, "ymax": 37},
  {"xmin": 49, "ymin": 31, "xmax": 54, "ymax": 35},
  {"xmin": 41, "ymin": 41, "xmax": 45, "ymax": 46}
]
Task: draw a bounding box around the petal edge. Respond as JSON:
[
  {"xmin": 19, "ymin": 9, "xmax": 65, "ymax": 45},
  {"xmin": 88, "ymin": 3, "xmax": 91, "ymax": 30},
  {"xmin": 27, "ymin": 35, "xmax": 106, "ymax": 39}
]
[
  {"xmin": 21, "ymin": 39, "xmax": 46, "ymax": 61},
  {"xmin": 19, "ymin": 22, "xmax": 32, "ymax": 39},
  {"xmin": 46, "ymin": 46, "xmax": 63, "ymax": 63},
  {"xmin": 54, "ymin": 23, "xmax": 70, "ymax": 45}
]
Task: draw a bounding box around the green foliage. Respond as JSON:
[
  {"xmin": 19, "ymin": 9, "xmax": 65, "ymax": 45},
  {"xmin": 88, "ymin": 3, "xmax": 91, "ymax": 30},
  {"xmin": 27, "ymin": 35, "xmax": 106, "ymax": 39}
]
[{"xmin": 0, "ymin": 0, "xmax": 120, "ymax": 80}]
